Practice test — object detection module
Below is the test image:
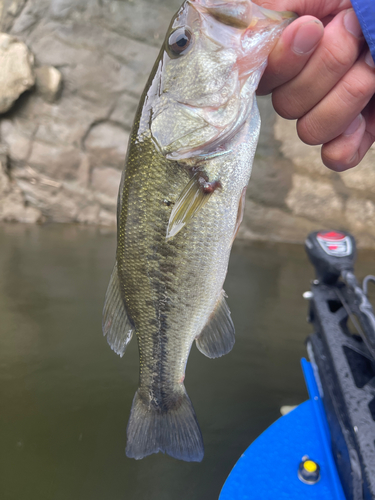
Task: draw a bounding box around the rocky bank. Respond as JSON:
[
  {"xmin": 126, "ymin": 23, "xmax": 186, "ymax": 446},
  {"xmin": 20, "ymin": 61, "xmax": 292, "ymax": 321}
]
[{"xmin": 0, "ymin": 0, "xmax": 374, "ymax": 247}]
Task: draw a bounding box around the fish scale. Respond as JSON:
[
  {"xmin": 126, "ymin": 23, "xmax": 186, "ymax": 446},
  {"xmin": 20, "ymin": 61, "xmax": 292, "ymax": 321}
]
[{"xmin": 102, "ymin": 0, "xmax": 296, "ymax": 462}]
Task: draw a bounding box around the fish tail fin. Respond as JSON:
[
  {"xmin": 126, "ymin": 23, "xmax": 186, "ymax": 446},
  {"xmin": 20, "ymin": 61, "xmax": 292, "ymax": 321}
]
[{"xmin": 125, "ymin": 387, "xmax": 204, "ymax": 462}]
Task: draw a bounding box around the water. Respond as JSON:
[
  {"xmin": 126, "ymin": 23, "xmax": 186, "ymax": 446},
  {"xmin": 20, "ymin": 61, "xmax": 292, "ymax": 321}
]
[{"xmin": 1, "ymin": 223, "xmax": 374, "ymax": 500}]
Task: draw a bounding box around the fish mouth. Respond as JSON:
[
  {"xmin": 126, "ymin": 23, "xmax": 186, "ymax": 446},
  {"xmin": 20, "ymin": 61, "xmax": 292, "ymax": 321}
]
[
  {"xmin": 190, "ymin": 0, "xmax": 297, "ymax": 30},
  {"xmin": 256, "ymin": 5, "xmax": 297, "ymax": 23}
]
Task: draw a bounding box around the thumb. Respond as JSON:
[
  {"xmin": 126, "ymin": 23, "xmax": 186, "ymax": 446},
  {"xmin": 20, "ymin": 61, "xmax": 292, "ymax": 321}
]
[{"xmin": 257, "ymin": 16, "xmax": 324, "ymax": 96}]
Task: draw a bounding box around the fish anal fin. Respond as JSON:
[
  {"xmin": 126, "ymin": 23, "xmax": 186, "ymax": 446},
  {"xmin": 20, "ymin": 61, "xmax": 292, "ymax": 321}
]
[
  {"xmin": 195, "ymin": 291, "xmax": 235, "ymax": 359},
  {"xmin": 102, "ymin": 261, "xmax": 134, "ymax": 357},
  {"xmin": 166, "ymin": 172, "xmax": 221, "ymax": 240}
]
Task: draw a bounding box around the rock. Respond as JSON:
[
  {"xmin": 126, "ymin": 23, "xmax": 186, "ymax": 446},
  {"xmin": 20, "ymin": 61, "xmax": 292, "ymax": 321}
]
[
  {"xmin": 6, "ymin": 0, "xmax": 26, "ymax": 17},
  {"xmin": 98, "ymin": 208, "xmax": 116, "ymax": 226},
  {"xmin": 0, "ymin": 147, "xmax": 10, "ymax": 195},
  {"xmin": 91, "ymin": 166, "xmax": 122, "ymax": 199},
  {"xmin": 77, "ymin": 203, "xmax": 100, "ymax": 224},
  {"xmin": 0, "ymin": 146, "xmax": 42, "ymax": 223},
  {"xmin": 22, "ymin": 94, "xmax": 111, "ymax": 146},
  {"xmin": 247, "ymin": 98, "xmax": 294, "ymax": 210},
  {"xmin": 275, "ymin": 116, "xmax": 334, "ymax": 178},
  {"xmin": 249, "ymin": 156, "xmax": 293, "ymax": 210},
  {"xmin": 110, "ymin": 93, "xmax": 139, "ymax": 130},
  {"xmin": 8, "ymin": 0, "xmax": 46, "ymax": 34},
  {"xmin": 35, "ymin": 65, "xmax": 62, "ymax": 102},
  {"xmin": 345, "ymin": 197, "xmax": 375, "ymax": 248},
  {"xmin": 0, "ymin": 189, "xmax": 43, "ymax": 224},
  {"xmin": 237, "ymin": 199, "xmax": 324, "ymax": 244},
  {"xmin": 346, "ymin": 197, "xmax": 375, "ymax": 233},
  {"xmin": 0, "ymin": 142, "xmax": 8, "ymax": 166},
  {"xmin": 76, "ymin": 155, "xmax": 90, "ymax": 188},
  {"xmin": 28, "ymin": 140, "xmax": 82, "ymax": 180},
  {"xmin": 70, "ymin": 0, "xmax": 183, "ymax": 47},
  {"xmin": 0, "ymin": 119, "xmax": 32, "ymax": 161},
  {"xmin": 84, "ymin": 122, "xmax": 129, "ymax": 169},
  {"xmin": 341, "ymin": 148, "xmax": 375, "ymax": 194},
  {"xmin": 0, "ymin": 32, "xmax": 34, "ymax": 113},
  {"xmin": 0, "ymin": 0, "xmax": 27, "ymax": 31},
  {"xmin": 0, "ymin": 189, "xmax": 42, "ymax": 222},
  {"xmin": 286, "ymin": 174, "xmax": 344, "ymax": 223}
]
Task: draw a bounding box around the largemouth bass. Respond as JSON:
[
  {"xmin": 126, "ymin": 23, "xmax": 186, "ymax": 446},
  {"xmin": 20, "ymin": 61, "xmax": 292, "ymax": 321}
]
[{"xmin": 103, "ymin": 0, "xmax": 295, "ymax": 462}]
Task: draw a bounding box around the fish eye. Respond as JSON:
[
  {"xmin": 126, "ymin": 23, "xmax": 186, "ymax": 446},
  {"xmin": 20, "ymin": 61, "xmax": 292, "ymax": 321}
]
[{"xmin": 167, "ymin": 27, "xmax": 193, "ymax": 58}]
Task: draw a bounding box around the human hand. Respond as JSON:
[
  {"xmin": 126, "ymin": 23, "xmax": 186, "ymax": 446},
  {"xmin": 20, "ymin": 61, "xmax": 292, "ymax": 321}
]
[{"xmin": 256, "ymin": 0, "xmax": 375, "ymax": 171}]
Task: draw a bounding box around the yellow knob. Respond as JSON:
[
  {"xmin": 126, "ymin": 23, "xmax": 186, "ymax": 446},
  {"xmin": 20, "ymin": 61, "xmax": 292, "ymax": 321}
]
[{"xmin": 304, "ymin": 460, "xmax": 318, "ymax": 473}]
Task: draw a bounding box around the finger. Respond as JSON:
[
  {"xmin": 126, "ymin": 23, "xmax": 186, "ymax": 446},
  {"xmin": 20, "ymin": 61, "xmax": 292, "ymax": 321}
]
[
  {"xmin": 272, "ymin": 9, "xmax": 365, "ymax": 120},
  {"xmin": 297, "ymin": 50, "xmax": 375, "ymax": 145},
  {"xmin": 258, "ymin": 16, "xmax": 324, "ymax": 96},
  {"xmin": 322, "ymin": 95, "xmax": 375, "ymax": 171},
  {"xmin": 253, "ymin": 0, "xmax": 352, "ymax": 18},
  {"xmin": 321, "ymin": 114, "xmax": 367, "ymax": 170}
]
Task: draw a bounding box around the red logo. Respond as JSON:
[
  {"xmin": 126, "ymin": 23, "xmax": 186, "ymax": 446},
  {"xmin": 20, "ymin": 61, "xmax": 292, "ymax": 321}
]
[
  {"xmin": 317, "ymin": 232, "xmax": 351, "ymax": 257},
  {"xmin": 317, "ymin": 231, "xmax": 346, "ymax": 241}
]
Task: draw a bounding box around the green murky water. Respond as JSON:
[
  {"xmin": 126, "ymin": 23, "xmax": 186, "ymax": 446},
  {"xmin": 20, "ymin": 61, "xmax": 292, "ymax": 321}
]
[{"xmin": 1, "ymin": 223, "xmax": 374, "ymax": 500}]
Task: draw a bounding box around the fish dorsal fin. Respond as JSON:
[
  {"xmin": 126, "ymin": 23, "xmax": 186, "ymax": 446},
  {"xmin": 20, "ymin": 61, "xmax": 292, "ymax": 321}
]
[
  {"xmin": 102, "ymin": 261, "xmax": 134, "ymax": 357},
  {"xmin": 166, "ymin": 172, "xmax": 220, "ymax": 240},
  {"xmin": 195, "ymin": 291, "xmax": 235, "ymax": 359}
]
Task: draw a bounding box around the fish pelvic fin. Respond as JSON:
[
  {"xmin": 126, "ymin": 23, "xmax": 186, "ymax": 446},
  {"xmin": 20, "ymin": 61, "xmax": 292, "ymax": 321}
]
[
  {"xmin": 126, "ymin": 387, "xmax": 204, "ymax": 462},
  {"xmin": 102, "ymin": 261, "xmax": 134, "ymax": 357},
  {"xmin": 196, "ymin": 290, "xmax": 235, "ymax": 359},
  {"xmin": 166, "ymin": 172, "xmax": 221, "ymax": 240}
]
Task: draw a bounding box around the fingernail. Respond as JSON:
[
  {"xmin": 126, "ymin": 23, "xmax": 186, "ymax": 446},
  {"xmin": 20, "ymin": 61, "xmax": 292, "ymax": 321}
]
[
  {"xmin": 365, "ymin": 50, "xmax": 375, "ymax": 68},
  {"xmin": 343, "ymin": 114, "xmax": 363, "ymax": 136},
  {"xmin": 292, "ymin": 20, "xmax": 323, "ymax": 55},
  {"xmin": 344, "ymin": 9, "xmax": 362, "ymax": 38}
]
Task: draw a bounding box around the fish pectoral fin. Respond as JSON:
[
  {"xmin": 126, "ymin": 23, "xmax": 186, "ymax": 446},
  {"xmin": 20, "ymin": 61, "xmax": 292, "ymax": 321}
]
[
  {"xmin": 195, "ymin": 290, "xmax": 235, "ymax": 359},
  {"xmin": 102, "ymin": 261, "xmax": 134, "ymax": 357},
  {"xmin": 232, "ymin": 186, "xmax": 247, "ymax": 242},
  {"xmin": 166, "ymin": 172, "xmax": 221, "ymax": 240}
]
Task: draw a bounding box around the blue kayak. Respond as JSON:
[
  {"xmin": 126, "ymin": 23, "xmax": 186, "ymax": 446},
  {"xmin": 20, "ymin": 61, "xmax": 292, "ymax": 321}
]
[{"xmin": 219, "ymin": 359, "xmax": 346, "ymax": 500}]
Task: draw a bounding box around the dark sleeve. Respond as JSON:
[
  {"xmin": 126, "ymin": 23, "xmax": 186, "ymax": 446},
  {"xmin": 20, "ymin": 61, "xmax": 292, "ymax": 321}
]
[{"xmin": 351, "ymin": 0, "xmax": 375, "ymax": 60}]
